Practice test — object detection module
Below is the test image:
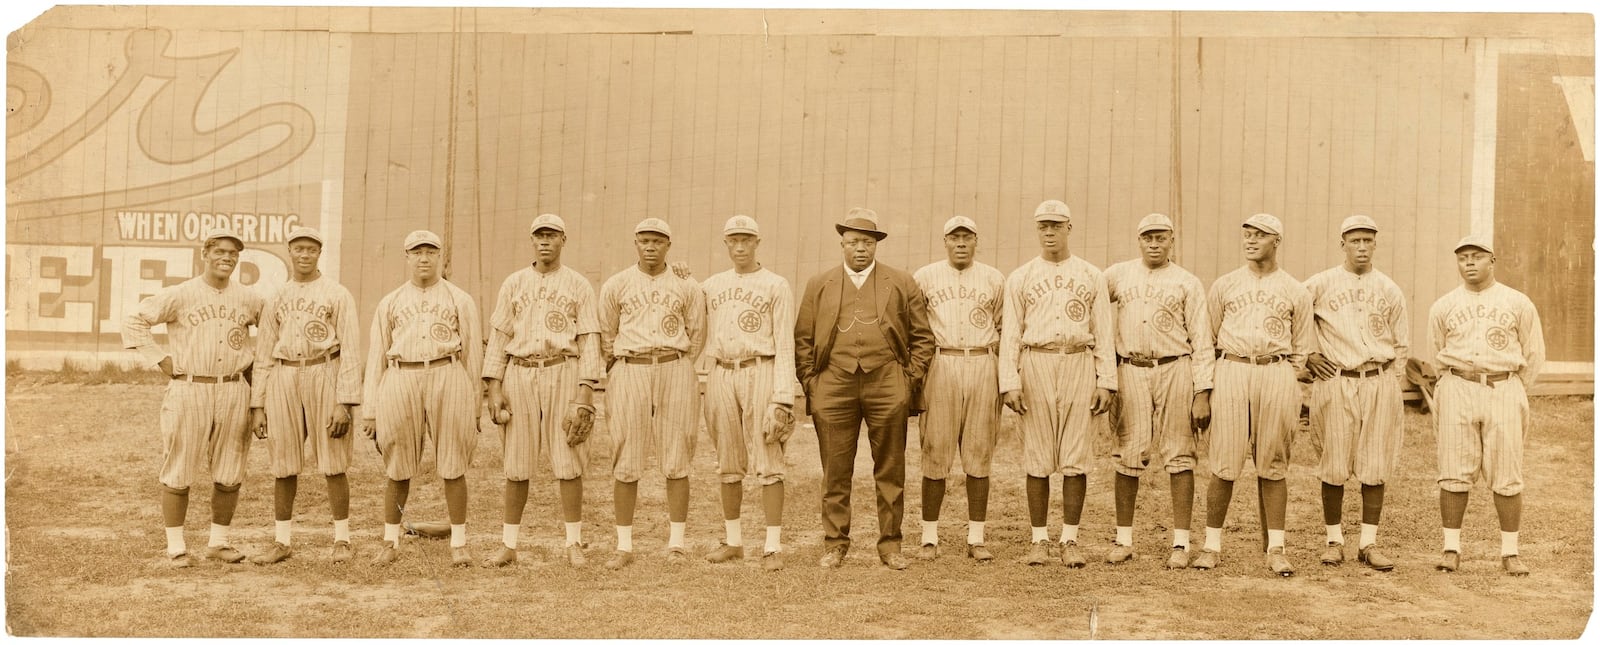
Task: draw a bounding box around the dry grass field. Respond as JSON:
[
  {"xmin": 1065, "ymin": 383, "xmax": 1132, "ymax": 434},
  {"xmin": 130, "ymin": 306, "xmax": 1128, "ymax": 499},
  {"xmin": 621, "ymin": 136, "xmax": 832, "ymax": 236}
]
[{"xmin": 4, "ymin": 373, "xmax": 1593, "ymax": 638}]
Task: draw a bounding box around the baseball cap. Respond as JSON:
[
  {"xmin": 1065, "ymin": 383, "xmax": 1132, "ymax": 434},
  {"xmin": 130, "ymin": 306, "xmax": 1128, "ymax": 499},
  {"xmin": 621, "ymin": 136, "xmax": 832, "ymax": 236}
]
[
  {"xmin": 530, "ymin": 213, "xmax": 566, "ymax": 234},
  {"xmin": 202, "ymin": 227, "xmax": 244, "ymax": 248},
  {"xmin": 634, "ymin": 217, "xmax": 673, "ymax": 238},
  {"xmin": 942, "ymin": 215, "xmax": 978, "ymax": 236},
  {"xmin": 835, "ymin": 207, "xmax": 888, "ymax": 240},
  {"xmin": 1243, "ymin": 213, "xmax": 1283, "ymax": 236},
  {"xmin": 286, "ymin": 226, "xmax": 323, "ymax": 246},
  {"xmin": 1136, "ymin": 213, "xmax": 1174, "ymax": 235},
  {"xmin": 723, "ymin": 215, "xmax": 760, "ymax": 236},
  {"xmin": 404, "ymin": 230, "xmax": 443, "ymax": 250},
  {"xmin": 1034, "ymin": 200, "xmax": 1071, "ymax": 222},
  {"xmin": 1453, "ymin": 233, "xmax": 1494, "ymax": 255},
  {"xmin": 1340, "ymin": 215, "xmax": 1379, "ymax": 235}
]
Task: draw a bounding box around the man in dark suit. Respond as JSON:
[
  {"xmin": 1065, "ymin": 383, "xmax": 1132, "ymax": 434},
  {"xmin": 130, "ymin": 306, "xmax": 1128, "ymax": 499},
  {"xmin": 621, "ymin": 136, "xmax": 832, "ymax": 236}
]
[{"xmin": 795, "ymin": 207, "xmax": 936, "ymax": 570}]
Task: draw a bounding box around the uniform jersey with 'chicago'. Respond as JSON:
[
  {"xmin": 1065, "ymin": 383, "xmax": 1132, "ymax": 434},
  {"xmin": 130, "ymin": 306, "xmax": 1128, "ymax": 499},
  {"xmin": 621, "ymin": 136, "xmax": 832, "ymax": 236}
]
[
  {"xmin": 600, "ymin": 265, "xmax": 706, "ymax": 359},
  {"xmin": 600, "ymin": 264, "xmax": 706, "ymax": 482},
  {"xmin": 702, "ymin": 266, "xmax": 796, "ymax": 486},
  {"xmin": 252, "ymin": 275, "xmax": 363, "ymax": 407},
  {"xmin": 484, "ymin": 265, "xmax": 603, "ymax": 384},
  {"xmin": 1303, "ymin": 266, "xmax": 1409, "ymax": 370},
  {"xmin": 1208, "ymin": 267, "xmax": 1316, "ymax": 365},
  {"xmin": 362, "ymin": 279, "xmax": 484, "ymax": 419},
  {"xmin": 999, "ymin": 255, "xmax": 1116, "ymax": 393},
  {"xmin": 1104, "ymin": 259, "xmax": 1215, "ymax": 389},
  {"xmin": 914, "ymin": 260, "xmax": 1004, "ymax": 350},
  {"xmin": 124, "ymin": 276, "xmax": 265, "ymax": 376},
  {"xmin": 1428, "ymin": 283, "xmax": 1545, "ymax": 387},
  {"xmin": 1205, "ymin": 265, "xmax": 1314, "ymax": 481}
]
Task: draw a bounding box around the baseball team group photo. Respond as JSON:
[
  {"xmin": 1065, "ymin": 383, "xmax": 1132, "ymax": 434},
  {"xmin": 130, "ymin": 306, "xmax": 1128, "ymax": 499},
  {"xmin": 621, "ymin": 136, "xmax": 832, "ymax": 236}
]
[{"xmin": 5, "ymin": 6, "xmax": 1594, "ymax": 640}]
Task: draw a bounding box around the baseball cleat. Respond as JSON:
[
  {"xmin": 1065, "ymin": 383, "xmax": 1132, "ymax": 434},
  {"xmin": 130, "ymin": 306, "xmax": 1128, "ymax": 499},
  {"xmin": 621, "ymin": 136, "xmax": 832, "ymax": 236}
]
[
  {"xmin": 966, "ymin": 543, "xmax": 995, "ymax": 563},
  {"xmin": 1166, "ymin": 546, "xmax": 1190, "ymax": 569},
  {"xmin": 565, "ymin": 543, "xmax": 587, "ymax": 567},
  {"xmin": 1059, "ymin": 541, "xmax": 1087, "ymax": 568},
  {"xmin": 1436, "ymin": 550, "xmax": 1459, "ymax": 572},
  {"xmin": 665, "ymin": 546, "xmax": 689, "ymax": 564},
  {"xmin": 1192, "ymin": 549, "xmax": 1219, "ymax": 570},
  {"xmin": 1024, "ymin": 541, "xmax": 1051, "ymax": 566},
  {"xmin": 206, "ymin": 545, "xmax": 247, "ymax": 564},
  {"xmin": 818, "ymin": 546, "xmax": 847, "ymax": 569},
  {"xmin": 705, "ymin": 543, "xmax": 744, "ymax": 564},
  {"xmin": 331, "ymin": 541, "xmax": 353, "ymax": 563},
  {"xmin": 403, "ymin": 521, "xmax": 452, "ymax": 540},
  {"xmin": 484, "ymin": 546, "xmax": 518, "ymax": 567},
  {"xmin": 605, "ymin": 550, "xmax": 635, "ymax": 570},
  {"xmin": 880, "ymin": 551, "xmax": 910, "ymax": 571},
  {"xmin": 1266, "ymin": 547, "xmax": 1295, "ymax": 577},
  {"xmin": 250, "ymin": 542, "xmax": 293, "ymax": 565},
  {"xmin": 1320, "ymin": 542, "xmax": 1345, "ymax": 566},
  {"xmin": 450, "ymin": 546, "xmax": 474, "ymax": 567},
  {"xmin": 1359, "ymin": 546, "xmax": 1395, "ymax": 571},
  {"xmin": 168, "ymin": 551, "xmax": 194, "ymax": 569},
  {"xmin": 372, "ymin": 542, "xmax": 399, "ymax": 566},
  {"xmin": 1105, "ymin": 544, "xmax": 1135, "ymax": 564},
  {"xmin": 918, "ymin": 543, "xmax": 939, "ymax": 561},
  {"xmin": 1501, "ymin": 555, "xmax": 1530, "ymax": 577},
  {"xmin": 761, "ymin": 550, "xmax": 785, "ymax": 571}
]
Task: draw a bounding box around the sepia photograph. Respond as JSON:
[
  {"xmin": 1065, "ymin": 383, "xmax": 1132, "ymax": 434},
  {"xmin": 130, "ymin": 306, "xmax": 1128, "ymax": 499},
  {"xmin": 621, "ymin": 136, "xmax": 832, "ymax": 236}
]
[{"xmin": 3, "ymin": 1, "xmax": 1594, "ymax": 639}]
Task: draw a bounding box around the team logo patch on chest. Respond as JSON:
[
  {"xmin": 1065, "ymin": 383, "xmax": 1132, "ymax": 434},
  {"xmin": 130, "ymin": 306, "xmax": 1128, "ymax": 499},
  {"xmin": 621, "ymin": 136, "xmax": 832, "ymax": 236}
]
[
  {"xmin": 738, "ymin": 310, "xmax": 764, "ymax": 333},
  {"xmin": 227, "ymin": 327, "xmax": 246, "ymax": 350},
  {"xmin": 1264, "ymin": 316, "xmax": 1288, "ymax": 339},
  {"xmin": 545, "ymin": 310, "xmax": 569, "ymax": 333},
  {"xmin": 662, "ymin": 314, "xmax": 682, "ymax": 337},
  {"xmin": 1366, "ymin": 313, "xmax": 1386, "ymax": 338},
  {"xmin": 969, "ymin": 307, "xmax": 991, "ymax": 329},
  {"xmin": 1066, "ymin": 300, "xmax": 1087, "ymax": 323},
  {"xmin": 1486, "ymin": 326, "xmax": 1511, "ymax": 351},
  {"xmin": 430, "ymin": 322, "xmax": 454, "ymax": 343},
  {"xmin": 1153, "ymin": 309, "xmax": 1176, "ymax": 333},
  {"xmin": 304, "ymin": 320, "xmax": 331, "ymax": 343}
]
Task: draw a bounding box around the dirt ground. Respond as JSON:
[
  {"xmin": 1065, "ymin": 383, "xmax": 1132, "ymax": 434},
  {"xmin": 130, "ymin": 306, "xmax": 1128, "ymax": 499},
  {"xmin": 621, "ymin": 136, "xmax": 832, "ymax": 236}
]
[{"xmin": 4, "ymin": 380, "xmax": 1593, "ymax": 638}]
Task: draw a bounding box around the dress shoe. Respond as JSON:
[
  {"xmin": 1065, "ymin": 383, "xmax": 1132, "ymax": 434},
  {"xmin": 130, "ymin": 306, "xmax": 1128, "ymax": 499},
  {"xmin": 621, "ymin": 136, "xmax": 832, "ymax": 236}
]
[
  {"xmin": 966, "ymin": 543, "xmax": 994, "ymax": 562},
  {"xmin": 818, "ymin": 546, "xmax": 847, "ymax": 568},
  {"xmin": 1266, "ymin": 546, "xmax": 1295, "ymax": 577},
  {"xmin": 1105, "ymin": 543, "xmax": 1134, "ymax": 564},
  {"xmin": 1359, "ymin": 545, "xmax": 1395, "ymax": 571},
  {"xmin": 1502, "ymin": 554, "xmax": 1530, "ymax": 576},
  {"xmin": 880, "ymin": 551, "xmax": 910, "ymax": 570},
  {"xmin": 251, "ymin": 542, "xmax": 292, "ymax": 565},
  {"xmin": 705, "ymin": 543, "xmax": 744, "ymax": 563}
]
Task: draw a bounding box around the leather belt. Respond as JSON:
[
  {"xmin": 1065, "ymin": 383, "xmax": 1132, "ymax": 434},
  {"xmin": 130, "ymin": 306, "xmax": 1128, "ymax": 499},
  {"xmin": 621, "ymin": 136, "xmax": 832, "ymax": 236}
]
[
  {"xmin": 391, "ymin": 354, "xmax": 458, "ymax": 370},
  {"xmin": 1448, "ymin": 368, "xmax": 1514, "ymax": 386},
  {"xmin": 278, "ymin": 350, "xmax": 340, "ymax": 368},
  {"xmin": 1339, "ymin": 360, "xmax": 1393, "ymax": 379},
  {"xmin": 1219, "ymin": 351, "xmax": 1285, "ymax": 365},
  {"xmin": 510, "ymin": 354, "xmax": 568, "ymax": 368},
  {"xmin": 938, "ymin": 347, "xmax": 994, "ymax": 356},
  {"xmin": 1025, "ymin": 345, "xmax": 1088, "ymax": 355},
  {"xmin": 716, "ymin": 355, "xmax": 773, "ymax": 370},
  {"xmin": 624, "ymin": 351, "xmax": 683, "ymax": 365},
  {"xmin": 172, "ymin": 372, "xmax": 244, "ymax": 383},
  {"xmin": 1119, "ymin": 354, "xmax": 1184, "ymax": 368}
]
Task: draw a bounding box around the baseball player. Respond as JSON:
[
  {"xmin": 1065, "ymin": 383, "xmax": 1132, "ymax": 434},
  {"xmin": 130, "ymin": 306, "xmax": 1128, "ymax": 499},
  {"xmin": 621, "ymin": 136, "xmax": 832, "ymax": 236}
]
[
  {"xmin": 1428, "ymin": 234, "xmax": 1544, "ymax": 576},
  {"xmin": 598, "ymin": 217, "xmax": 707, "ymax": 570},
  {"xmin": 1195, "ymin": 213, "xmax": 1316, "ymax": 576},
  {"xmin": 247, "ymin": 227, "xmax": 363, "ymax": 565},
  {"xmin": 481, "ymin": 213, "xmax": 602, "ymax": 568},
  {"xmin": 122, "ymin": 227, "xmax": 264, "ymax": 568},
  {"xmin": 999, "ymin": 199, "xmax": 1117, "ymax": 568},
  {"xmin": 1303, "ymin": 215, "xmax": 1409, "ymax": 571},
  {"xmin": 1102, "ymin": 213, "xmax": 1215, "ymax": 568},
  {"xmin": 699, "ymin": 215, "xmax": 797, "ymax": 571},
  {"xmin": 359, "ymin": 230, "xmax": 484, "ymax": 567},
  {"xmin": 911, "ymin": 215, "xmax": 1004, "ymax": 563}
]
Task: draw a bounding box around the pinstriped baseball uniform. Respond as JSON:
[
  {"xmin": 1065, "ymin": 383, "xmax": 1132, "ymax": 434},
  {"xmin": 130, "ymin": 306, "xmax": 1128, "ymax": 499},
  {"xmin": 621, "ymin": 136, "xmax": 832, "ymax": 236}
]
[
  {"xmin": 701, "ymin": 267, "xmax": 796, "ymax": 486},
  {"xmin": 913, "ymin": 259, "xmax": 1004, "ymax": 479},
  {"xmin": 1104, "ymin": 259, "xmax": 1214, "ymax": 476},
  {"xmin": 1428, "ymin": 283, "xmax": 1545, "ymax": 496},
  {"xmin": 600, "ymin": 265, "xmax": 707, "ymax": 482},
  {"xmin": 363, "ymin": 279, "xmax": 484, "ymax": 481},
  {"xmin": 483, "ymin": 265, "xmax": 602, "ymax": 481},
  {"xmin": 1304, "ymin": 266, "xmax": 1409, "ymax": 487},
  {"xmin": 999, "ymin": 255, "xmax": 1117, "ymax": 478},
  {"xmin": 252, "ymin": 275, "xmax": 363, "ymax": 478},
  {"xmin": 1206, "ymin": 266, "xmax": 1316, "ymax": 481},
  {"xmin": 123, "ymin": 276, "xmax": 264, "ymax": 489}
]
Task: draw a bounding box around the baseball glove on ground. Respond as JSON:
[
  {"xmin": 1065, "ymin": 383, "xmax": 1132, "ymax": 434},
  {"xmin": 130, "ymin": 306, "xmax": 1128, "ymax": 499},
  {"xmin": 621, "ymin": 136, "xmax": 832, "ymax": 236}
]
[
  {"xmin": 764, "ymin": 404, "xmax": 795, "ymax": 443},
  {"xmin": 564, "ymin": 403, "xmax": 596, "ymax": 446}
]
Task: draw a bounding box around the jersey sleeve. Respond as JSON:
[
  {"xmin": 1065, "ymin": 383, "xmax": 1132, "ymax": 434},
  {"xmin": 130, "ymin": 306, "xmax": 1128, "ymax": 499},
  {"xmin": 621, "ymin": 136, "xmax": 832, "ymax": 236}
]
[
  {"xmin": 483, "ymin": 277, "xmax": 516, "ymax": 381},
  {"xmin": 1427, "ymin": 298, "xmax": 1448, "ymax": 372},
  {"xmin": 455, "ymin": 286, "xmax": 485, "ymax": 393},
  {"xmin": 998, "ymin": 269, "xmax": 1025, "ymax": 394},
  {"xmin": 1388, "ymin": 279, "xmax": 1411, "ymax": 377},
  {"xmin": 1090, "ymin": 269, "xmax": 1117, "ymax": 392},
  {"xmin": 362, "ymin": 293, "xmax": 394, "ymax": 421},
  {"xmin": 685, "ymin": 277, "xmax": 708, "ymax": 362},
  {"xmin": 599, "ymin": 276, "xmax": 621, "ymax": 360},
  {"xmin": 1288, "ymin": 282, "xmax": 1317, "ymax": 370},
  {"xmin": 1517, "ymin": 295, "xmax": 1546, "ymax": 388},
  {"xmin": 771, "ymin": 276, "xmax": 798, "ymax": 405},
  {"xmin": 1186, "ymin": 274, "xmax": 1215, "ymax": 392},
  {"xmin": 121, "ymin": 284, "xmax": 180, "ymax": 368},
  {"xmin": 575, "ymin": 277, "xmax": 603, "ymax": 386},
  {"xmin": 251, "ymin": 292, "xmax": 281, "ymax": 408}
]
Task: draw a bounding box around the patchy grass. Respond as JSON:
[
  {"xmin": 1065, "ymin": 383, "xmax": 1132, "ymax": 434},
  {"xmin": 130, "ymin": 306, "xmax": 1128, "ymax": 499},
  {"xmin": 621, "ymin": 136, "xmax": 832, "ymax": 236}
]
[{"xmin": 4, "ymin": 382, "xmax": 1592, "ymax": 638}]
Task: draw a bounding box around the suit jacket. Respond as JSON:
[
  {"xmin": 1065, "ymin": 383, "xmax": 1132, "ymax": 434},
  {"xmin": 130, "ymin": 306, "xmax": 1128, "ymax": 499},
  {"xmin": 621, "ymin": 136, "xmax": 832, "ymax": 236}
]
[{"xmin": 795, "ymin": 263, "xmax": 936, "ymax": 413}]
